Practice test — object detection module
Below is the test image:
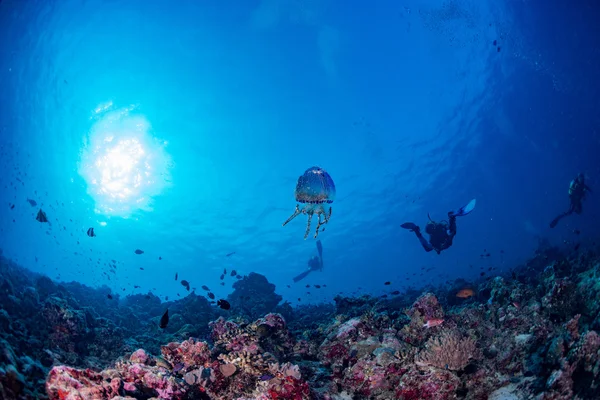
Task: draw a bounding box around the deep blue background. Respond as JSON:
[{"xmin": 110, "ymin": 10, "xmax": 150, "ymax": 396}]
[{"xmin": 0, "ymin": 0, "xmax": 598, "ymax": 304}]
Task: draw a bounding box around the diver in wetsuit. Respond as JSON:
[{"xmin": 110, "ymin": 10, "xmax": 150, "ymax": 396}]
[
  {"xmin": 401, "ymin": 199, "xmax": 476, "ymax": 254},
  {"xmin": 293, "ymin": 240, "xmax": 323, "ymax": 283},
  {"xmin": 550, "ymin": 173, "xmax": 592, "ymax": 228}
]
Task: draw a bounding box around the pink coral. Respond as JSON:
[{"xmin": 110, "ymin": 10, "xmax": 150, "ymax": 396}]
[
  {"xmin": 407, "ymin": 293, "xmax": 444, "ymax": 321},
  {"xmin": 45, "ymin": 366, "xmax": 120, "ymax": 400},
  {"xmin": 161, "ymin": 338, "xmax": 211, "ymax": 369},
  {"xmin": 129, "ymin": 348, "xmax": 149, "ymax": 364}
]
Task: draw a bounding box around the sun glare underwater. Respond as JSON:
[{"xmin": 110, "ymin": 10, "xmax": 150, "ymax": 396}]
[
  {"xmin": 78, "ymin": 102, "xmax": 172, "ymax": 217},
  {"xmin": 2, "ymin": 0, "xmax": 600, "ymax": 399}
]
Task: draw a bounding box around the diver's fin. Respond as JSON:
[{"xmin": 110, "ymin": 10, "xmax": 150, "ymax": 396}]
[
  {"xmin": 550, "ymin": 212, "xmax": 568, "ymax": 228},
  {"xmin": 316, "ymin": 240, "xmax": 323, "ymax": 259},
  {"xmin": 293, "ymin": 269, "xmax": 312, "ymax": 283},
  {"xmin": 453, "ymin": 199, "xmax": 476, "ymax": 217},
  {"xmin": 401, "ymin": 222, "xmax": 418, "ymax": 231}
]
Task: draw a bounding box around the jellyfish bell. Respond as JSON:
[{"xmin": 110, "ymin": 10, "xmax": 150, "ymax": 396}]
[{"xmin": 283, "ymin": 166, "xmax": 336, "ymax": 239}]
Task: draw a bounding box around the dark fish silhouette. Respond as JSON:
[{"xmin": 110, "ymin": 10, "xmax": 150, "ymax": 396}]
[
  {"xmin": 86, "ymin": 227, "xmax": 96, "ymax": 237},
  {"xmin": 220, "ymin": 274, "xmax": 224, "ymax": 280},
  {"xmin": 107, "ymin": 294, "xmax": 113, "ymax": 299},
  {"xmin": 201, "ymin": 285, "xmax": 210, "ymax": 291},
  {"xmin": 27, "ymin": 198, "xmax": 37, "ymax": 207},
  {"xmin": 384, "ymin": 281, "xmax": 391, "ymax": 285},
  {"xmin": 230, "ymin": 270, "xmax": 237, "ymax": 276},
  {"xmin": 36, "ymin": 209, "xmax": 48, "ymax": 223},
  {"xmin": 223, "ymin": 268, "xmax": 227, "ymax": 274},
  {"xmin": 159, "ymin": 309, "xmax": 169, "ymax": 329},
  {"xmin": 217, "ymin": 299, "xmax": 230, "ymax": 310},
  {"xmin": 207, "ymin": 292, "xmax": 215, "ymax": 299},
  {"xmin": 175, "ymin": 272, "xmax": 178, "ymax": 281},
  {"xmin": 159, "ymin": 256, "xmax": 162, "ymax": 260},
  {"xmin": 226, "ymin": 252, "xmax": 236, "ymax": 257},
  {"xmin": 181, "ymin": 280, "xmax": 190, "ymax": 291},
  {"xmin": 391, "ymin": 290, "xmax": 400, "ymax": 295},
  {"xmin": 134, "ymin": 249, "xmax": 144, "ymax": 254}
]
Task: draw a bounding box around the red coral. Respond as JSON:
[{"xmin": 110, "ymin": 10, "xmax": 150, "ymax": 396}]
[
  {"xmin": 267, "ymin": 376, "xmax": 311, "ymax": 400},
  {"xmin": 161, "ymin": 338, "xmax": 211, "ymax": 369}
]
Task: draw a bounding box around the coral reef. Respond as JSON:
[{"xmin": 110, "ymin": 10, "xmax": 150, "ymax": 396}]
[{"xmin": 2, "ymin": 243, "xmax": 600, "ymax": 398}]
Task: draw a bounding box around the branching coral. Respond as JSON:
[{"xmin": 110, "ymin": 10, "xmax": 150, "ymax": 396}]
[{"xmin": 415, "ymin": 331, "xmax": 479, "ymax": 371}]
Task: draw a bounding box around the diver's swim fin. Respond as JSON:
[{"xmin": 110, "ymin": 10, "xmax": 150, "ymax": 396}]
[
  {"xmin": 550, "ymin": 212, "xmax": 569, "ymax": 228},
  {"xmin": 453, "ymin": 199, "xmax": 476, "ymax": 217},
  {"xmin": 401, "ymin": 222, "xmax": 419, "ymax": 231},
  {"xmin": 293, "ymin": 269, "xmax": 312, "ymax": 283},
  {"xmin": 316, "ymin": 240, "xmax": 323, "ymax": 259}
]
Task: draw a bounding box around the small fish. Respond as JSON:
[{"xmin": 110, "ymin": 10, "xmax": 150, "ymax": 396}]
[
  {"xmin": 236, "ymin": 275, "xmax": 242, "ymax": 280},
  {"xmin": 314, "ymin": 285, "xmax": 321, "ymax": 289},
  {"xmin": 226, "ymin": 252, "xmax": 236, "ymax": 257},
  {"xmin": 220, "ymin": 274, "xmax": 224, "ymax": 280},
  {"xmin": 159, "ymin": 256, "xmax": 162, "ymax": 260},
  {"xmin": 384, "ymin": 281, "xmax": 391, "ymax": 285},
  {"xmin": 134, "ymin": 285, "xmax": 140, "ymax": 288},
  {"xmin": 230, "ymin": 270, "xmax": 237, "ymax": 276},
  {"xmin": 139, "ymin": 267, "xmax": 144, "ymax": 270},
  {"xmin": 134, "ymin": 249, "xmax": 144, "ymax": 255},
  {"xmin": 493, "ymin": 39, "xmax": 497, "ymax": 46},
  {"xmin": 175, "ymin": 272, "xmax": 178, "ymax": 281},
  {"xmin": 36, "ymin": 209, "xmax": 48, "ymax": 223},
  {"xmin": 207, "ymin": 292, "xmax": 215, "ymax": 299},
  {"xmin": 423, "ymin": 319, "xmax": 444, "ymax": 328},
  {"xmin": 201, "ymin": 285, "xmax": 210, "ymax": 291},
  {"xmin": 173, "ymin": 363, "xmax": 185, "ymax": 373},
  {"xmin": 573, "ymin": 229, "xmax": 581, "ymax": 235},
  {"xmin": 220, "ymin": 282, "xmax": 225, "ymax": 286},
  {"xmin": 107, "ymin": 294, "xmax": 113, "ymax": 299},
  {"xmin": 27, "ymin": 198, "xmax": 37, "ymax": 207},
  {"xmin": 259, "ymin": 374, "xmax": 274, "ymax": 381},
  {"xmin": 512, "ymin": 302, "xmax": 521, "ymax": 310},
  {"xmin": 159, "ymin": 309, "xmax": 169, "ymax": 329},
  {"xmin": 306, "ymin": 284, "xmax": 310, "ymax": 288},
  {"xmin": 380, "ymin": 294, "xmax": 388, "ymax": 298},
  {"xmin": 456, "ymin": 288, "xmax": 475, "ymax": 299},
  {"xmin": 391, "ymin": 290, "xmax": 400, "ymax": 295},
  {"xmin": 217, "ymin": 299, "xmax": 231, "ymax": 310},
  {"xmin": 574, "ymin": 243, "xmax": 581, "ymax": 251},
  {"xmin": 181, "ymin": 280, "xmax": 190, "ymax": 291}
]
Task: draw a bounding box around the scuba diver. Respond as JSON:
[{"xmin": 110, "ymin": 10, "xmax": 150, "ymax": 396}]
[
  {"xmin": 550, "ymin": 173, "xmax": 592, "ymax": 228},
  {"xmin": 401, "ymin": 199, "xmax": 476, "ymax": 254},
  {"xmin": 293, "ymin": 240, "xmax": 323, "ymax": 283}
]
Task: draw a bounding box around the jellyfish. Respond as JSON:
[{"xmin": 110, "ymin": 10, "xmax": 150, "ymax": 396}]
[{"xmin": 283, "ymin": 166, "xmax": 336, "ymax": 239}]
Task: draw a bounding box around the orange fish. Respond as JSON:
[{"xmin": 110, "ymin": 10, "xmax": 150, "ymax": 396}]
[
  {"xmin": 456, "ymin": 288, "xmax": 475, "ymax": 298},
  {"xmin": 423, "ymin": 319, "xmax": 444, "ymax": 328}
]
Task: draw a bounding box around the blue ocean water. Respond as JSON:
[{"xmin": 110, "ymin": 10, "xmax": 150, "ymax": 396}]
[{"xmin": 0, "ymin": 0, "xmax": 598, "ymax": 305}]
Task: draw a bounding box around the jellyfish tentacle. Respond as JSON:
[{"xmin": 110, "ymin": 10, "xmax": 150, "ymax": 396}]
[
  {"xmin": 283, "ymin": 205, "xmax": 302, "ymax": 226},
  {"xmin": 304, "ymin": 213, "xmax": 313, "ymax": 239},
  {"xmin": 314, "ymin": 213, "xmax": 325, "ymax": 238}
]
